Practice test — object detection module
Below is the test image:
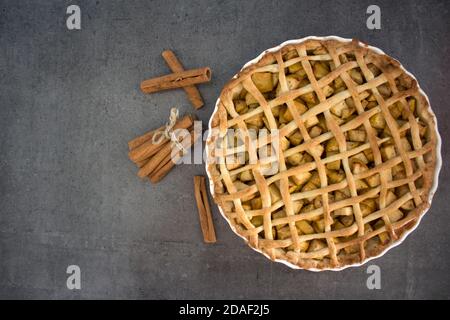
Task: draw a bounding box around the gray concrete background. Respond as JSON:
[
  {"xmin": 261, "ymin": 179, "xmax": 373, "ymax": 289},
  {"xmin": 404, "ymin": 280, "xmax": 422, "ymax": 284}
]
[{"xmin": 0, "ymin": 0, "xmax": 449, "ymax": 299}]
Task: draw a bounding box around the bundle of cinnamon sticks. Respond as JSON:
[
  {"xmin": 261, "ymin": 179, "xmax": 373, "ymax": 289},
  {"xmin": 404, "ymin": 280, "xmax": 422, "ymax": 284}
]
[{"xmin": 128, "ymin": 114, "xmax": 200, "ymax": 183}]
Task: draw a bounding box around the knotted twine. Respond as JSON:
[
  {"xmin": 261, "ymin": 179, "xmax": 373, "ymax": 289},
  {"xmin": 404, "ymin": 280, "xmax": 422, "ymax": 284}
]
[{"xmin": 151, "ymin": 108, "xmax": 187, "ymax": 154}]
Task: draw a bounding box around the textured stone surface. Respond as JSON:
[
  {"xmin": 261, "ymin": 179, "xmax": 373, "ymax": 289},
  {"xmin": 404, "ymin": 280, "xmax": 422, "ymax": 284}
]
[{"xmin": 0, "ymin": 0, "xmax": 449, "ymax": 299}]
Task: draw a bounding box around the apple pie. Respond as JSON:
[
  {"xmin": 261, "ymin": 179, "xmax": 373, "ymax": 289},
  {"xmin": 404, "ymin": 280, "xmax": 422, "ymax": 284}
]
[{"xmin": 206, "ymin": 37, "xmax": 440, "ymax": 270}]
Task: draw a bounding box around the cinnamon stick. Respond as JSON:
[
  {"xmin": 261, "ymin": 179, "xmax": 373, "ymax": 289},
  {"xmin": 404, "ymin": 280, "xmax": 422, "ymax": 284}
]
[
  {"xmin": 149, "ymin": 156, "xmax": 172, "ymax": 179},
  {"xmin": 137, "ymin": 127, "xmax": 194, "ymax": 178},
  {"xmin": 149, "ymin": 129, "xmax": 201, "ymax": 183},
  {"xmin": 128, "ymin": 115, "xmax": 194, "ymax": 163},
  {"xmin": 136, "ymin": 159, "xmax": 149, "ymax": 168},
  {"xmin": 128, "ymin": 125, "xmax": 164, "ymax": 151},
  {"xmin": 129, "ymin": 127, "xmax": 167, "ymax": 169},
  {"xmin": 138, "ymin": 141, "xmax": 173, "ymax": 178},
  {"xmin": 162, "ymin": 50, "xmax": 204, "ymax": 109},
  {"xmin": 140, "ymin": 67, "xmax": 211, "ymax": 94},
  {"xmin": 135, "ymin": 140, "xmax": 167, "ymax": 168},
  {"xmin": 193, "ymin": 176, "xmax": 216, "ymax": 243},
  {"xmin": 148, "ymin": 157, "xmax": 174, "ymax": 183}
]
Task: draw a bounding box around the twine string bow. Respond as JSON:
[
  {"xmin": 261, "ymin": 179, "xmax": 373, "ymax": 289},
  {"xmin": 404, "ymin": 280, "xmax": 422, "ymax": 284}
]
[{"xmin": 152, "ymin": 108, "xmax": 187, "ymax": 154}]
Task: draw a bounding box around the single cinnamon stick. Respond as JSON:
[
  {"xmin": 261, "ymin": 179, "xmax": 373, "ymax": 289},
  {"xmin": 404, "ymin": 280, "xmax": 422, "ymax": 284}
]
[
  {"xmin": 149, "ymin": 129, "xmax": 200, "ymax": 183},
  {"xmin": 193, "ymin": 176, "xmax": 216, "ymax": 243},
  {"xmin": 162, "ymin": 50, "xmax": 204, "ymax": 109},
  {"xmin": 140, "ymin": 67, "xmax": 211, "ymax": 94},
  {"xmin": 128, "ymin": 115, "xmax": 194, "ymax": 163}
]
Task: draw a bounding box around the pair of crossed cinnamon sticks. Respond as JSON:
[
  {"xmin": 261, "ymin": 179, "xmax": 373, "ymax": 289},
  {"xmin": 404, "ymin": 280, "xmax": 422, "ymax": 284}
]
[
  {"xmin": 140, "ymin": 50, "xmax": 211, "ymax": 109},
  {"xmin": 128, "ymin": 114, "xmax": 199, "ymax": 183}
]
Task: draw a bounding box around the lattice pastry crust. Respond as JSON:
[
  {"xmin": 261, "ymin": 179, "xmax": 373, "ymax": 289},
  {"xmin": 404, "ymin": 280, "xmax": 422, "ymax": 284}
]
[{"xmin": 206, "ymin": 38, "xmax": 439, "ymax": 270}]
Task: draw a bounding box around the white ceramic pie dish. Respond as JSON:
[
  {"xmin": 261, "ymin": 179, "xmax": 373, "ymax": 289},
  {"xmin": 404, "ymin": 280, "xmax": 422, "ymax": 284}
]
[{"xmin": 205, "ymin": 36, "xmax": 442, "ymax": 271}]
